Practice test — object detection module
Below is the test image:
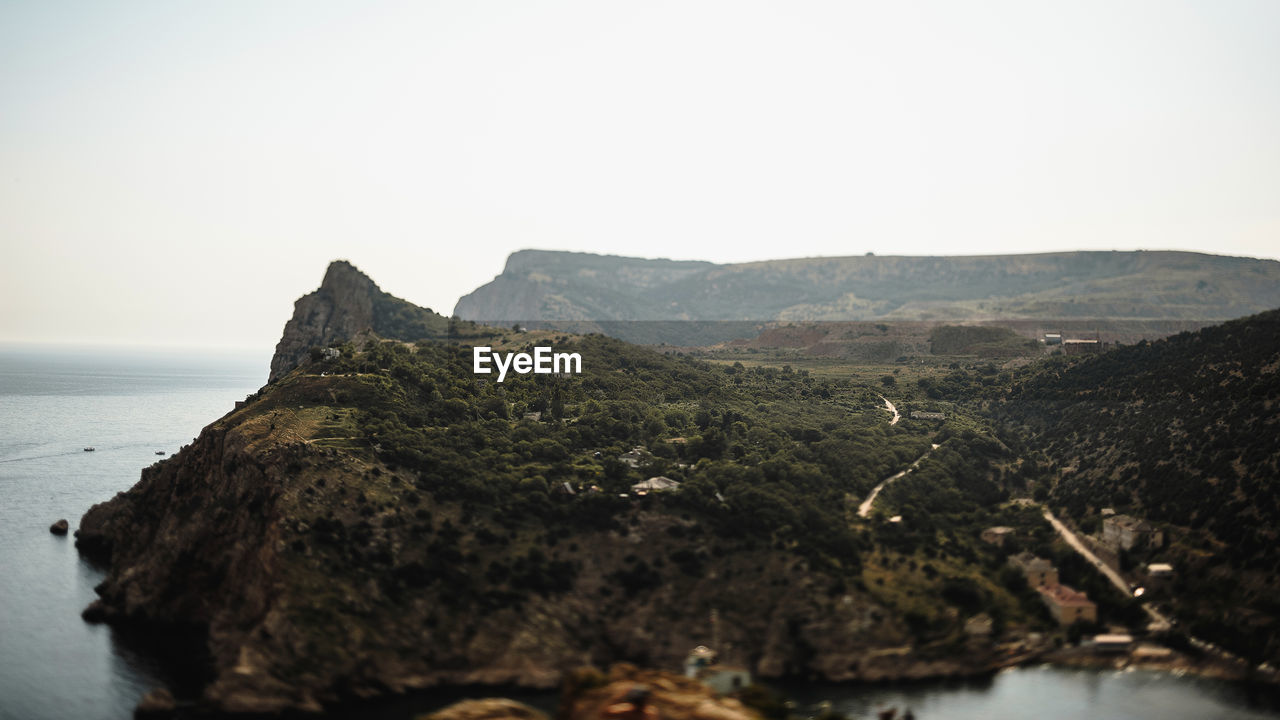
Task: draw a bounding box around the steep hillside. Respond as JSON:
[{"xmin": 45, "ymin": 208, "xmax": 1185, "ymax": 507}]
[
  {"xmin": 454, "ymin": 250, "xmax": 1280, "ymax": 330},
  {"xmin": 77, "ymin": 265, "xmax": 1047, "ymax": 714},
  {"xmin": 1000, "ymin": 309, "xmax": 1280, "ymax": 660}
]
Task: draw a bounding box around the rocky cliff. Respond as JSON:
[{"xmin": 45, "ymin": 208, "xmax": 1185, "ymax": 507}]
[
  {"xmin": 269, "ymin": 260, "xmax": 455, "ymax": 382},
  {"xmin": 269, "ymin": 261, "xmax": 378, "ymax": 382}
]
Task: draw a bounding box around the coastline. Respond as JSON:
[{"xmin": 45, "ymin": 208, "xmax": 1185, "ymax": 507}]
[{"xmin": 1041, "ymin": 644, "xmax": 1280, "ymax": 686}]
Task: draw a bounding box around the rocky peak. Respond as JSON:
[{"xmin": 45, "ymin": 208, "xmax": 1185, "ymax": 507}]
[
  {"xmin": 268, "ymin": 260, "xmax": 380, "ymax": 382},
  {"xmin": 321, "ymin": 259, "xmax": 379, "ymax": 295}
]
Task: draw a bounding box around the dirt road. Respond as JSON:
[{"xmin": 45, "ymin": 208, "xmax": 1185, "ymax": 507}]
[
  {"xmin": 858, "ymin": 443, "xmax": 940, "ymax": 518},
  {"xmin": 879, "ymin": 395, "xmax": 900, "ymax": 425}
]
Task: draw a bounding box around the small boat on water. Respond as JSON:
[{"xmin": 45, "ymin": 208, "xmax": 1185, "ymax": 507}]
[
  {"xmin": 155, "ymin": 450, "xmax": 166, "ymax": 456},
  {"xmin": 83, "ymin": 447, "xmax": 95, "ymax": 452}
]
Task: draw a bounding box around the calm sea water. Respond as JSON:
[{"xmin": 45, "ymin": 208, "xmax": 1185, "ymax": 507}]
[
  {"xmin": 2, "ymin": 346, "xmax": 1279, "ymax": 720},
  {"xmin": 0, "ymin": 345, "xmax": 264, "ymax": 720}
]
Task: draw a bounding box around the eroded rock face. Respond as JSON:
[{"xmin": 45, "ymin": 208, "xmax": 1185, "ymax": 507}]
[{"xmin": 268, "ymin": 261, "xmax": 378, "ymax": 382}]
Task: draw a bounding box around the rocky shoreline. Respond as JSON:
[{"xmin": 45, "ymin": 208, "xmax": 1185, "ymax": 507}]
[{"xmin": 1043, "ymin": 643, "xmax": 1280, "ymax": 685}]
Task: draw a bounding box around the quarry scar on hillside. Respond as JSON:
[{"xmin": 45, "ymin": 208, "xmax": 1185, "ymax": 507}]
[{"xmin": 473, "ymin": 346, "xmax": 582, "ymax": 382}]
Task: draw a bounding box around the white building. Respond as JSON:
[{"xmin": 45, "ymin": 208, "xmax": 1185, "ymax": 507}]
[{"xmin": 631, "ymin": 476, "xmax": 680, "ymax": 494}]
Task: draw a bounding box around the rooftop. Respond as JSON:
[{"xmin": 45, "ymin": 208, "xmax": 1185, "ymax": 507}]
[
  {"xmin": 1106, "ymin": 514, "xmax": 1153, "ymax": 530},
  {"xmin": 632, "ymin": 476, "xmax": 680, "ymax": 492},
  {"xmin": 1039, "ymin": 583, "xmax": 1094, "ymax": 607}
]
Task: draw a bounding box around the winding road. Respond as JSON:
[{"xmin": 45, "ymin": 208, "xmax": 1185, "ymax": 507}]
[
  {"xmin": 879, "ymin": 395, "xmax": 900, "ymax": 425},
  {"xmin": 858, "ymin": 443, "xmax": 940, "ymax": 518}
]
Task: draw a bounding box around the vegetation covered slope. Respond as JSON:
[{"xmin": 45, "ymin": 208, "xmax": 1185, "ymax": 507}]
[
  {"xmin": 999, "ymin": 309, "xmax": 1280, "ymax": 660},
  {"xmin": 454, "ymin": 250, "xmax": 1280, "ymax": 329},
  {"xmin": 77, "ymin": 325, "xmax": 1054, "ymax": 713}
]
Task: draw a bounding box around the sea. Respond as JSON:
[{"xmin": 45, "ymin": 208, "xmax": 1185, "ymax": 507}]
[{"xmin": 2, "ymin": 345, "xmax": 1279, "ymax": 720}]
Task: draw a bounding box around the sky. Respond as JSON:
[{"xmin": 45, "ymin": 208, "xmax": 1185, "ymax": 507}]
[{"xmin": 2, "ymin": 1, "xmax": 1278, "ymax": 349}]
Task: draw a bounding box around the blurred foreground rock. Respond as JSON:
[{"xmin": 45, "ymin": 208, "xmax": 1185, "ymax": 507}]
[
  {"xmin": 423, "ymin": 698, "xmax": 550, "ymax": 720},
  {"xmin": 558, "ymin": 665, "xmax": 761, "ymax": 720}
]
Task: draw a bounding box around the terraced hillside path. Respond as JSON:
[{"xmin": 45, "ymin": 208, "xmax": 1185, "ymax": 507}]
[
  {"xmin": 879, "ymin": 395, "xmax": 900, "ymax": 425},
  {"xmin": 858, "ymin": 442, "xmax": 940, "ymax": 518}
]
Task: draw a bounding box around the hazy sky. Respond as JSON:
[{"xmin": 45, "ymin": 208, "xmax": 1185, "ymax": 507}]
[{"xmin": 3, "ymin": 1, "xmax": 1278, "ymax": 349}]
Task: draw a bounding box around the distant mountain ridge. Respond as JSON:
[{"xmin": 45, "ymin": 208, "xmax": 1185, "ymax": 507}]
[{"xmin": 454, "ymin": 250, "xmax": 1280, "ymax": 326}]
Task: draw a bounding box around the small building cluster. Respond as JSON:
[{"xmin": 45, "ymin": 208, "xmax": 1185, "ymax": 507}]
[
  {"xmin": 911, "ymin": 411, "xmax": 945, "ymax": 420},
  {"xmin": 631, "ymin": 476, "xmax": 680, "ymax": 495},
  {"xmin": 1008, "ymin": 551, "xmax": 1097, "ymax": 626},
  {"xmin": 1042, "ymin": 332, "xmax": 1104, "ymax": 354},
  {"xmin": 1038, "ymin": 584, "xmax": 1098, "ymax": 626},
  {"xmin": 1061, "ymin": 338, "xmax": 1101, "ymax": 355},
  {"xmin": 1009, "ymin": 551, "xmax": 1059, "ymax": 587},
  {"xmin": 1102, "ymin": 514, "xmax": 1164, "ymax": 552},
  {"xmin": 1143, "ymin": 562, "xmax": 1175, "ymax": 596}
]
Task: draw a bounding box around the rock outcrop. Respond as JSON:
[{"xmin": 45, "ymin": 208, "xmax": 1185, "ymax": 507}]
[
  {"xmin": 49, "ymin": 518, "xmax": 69, "ymax": 535},
  {"xmin": 268, "ymin": 259, "xmax": 458, "ymax": 382},
  {"xmin": 268, "ymin": 261, "xmax": 381, "ymax": 382}
]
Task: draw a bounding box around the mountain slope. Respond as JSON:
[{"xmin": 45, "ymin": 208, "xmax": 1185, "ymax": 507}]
[
  {"xmin": 1000, "ymin": 309, "xmax": 1280, "ymax": 660},
  {"xmin": 454, "ymin": 250, "xmax": 1280, "ymax": 326},
  {"xmin": 77, "ymin": 264, "xmax": 1039, "ymax": 714}
]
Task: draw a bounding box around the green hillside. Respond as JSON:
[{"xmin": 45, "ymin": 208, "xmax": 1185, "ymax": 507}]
[
  {"xmin": 81, "ymin": 318, "xmax": 1072, "ymax": 712},
  {"xmin": 999, "ymin": 309, "xmax": 1280, "ymax": 660}
]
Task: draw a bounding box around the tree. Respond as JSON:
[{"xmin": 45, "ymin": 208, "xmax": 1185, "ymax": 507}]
[{"xmin": 550, "ymin": 387, "xmax": 565, "ymax": 420}]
